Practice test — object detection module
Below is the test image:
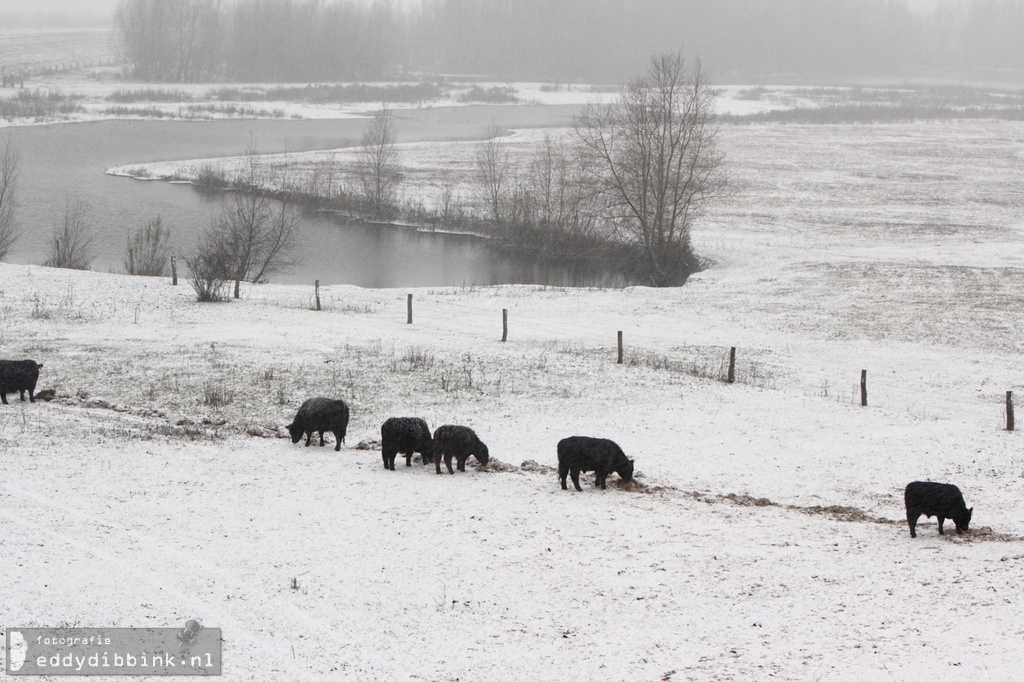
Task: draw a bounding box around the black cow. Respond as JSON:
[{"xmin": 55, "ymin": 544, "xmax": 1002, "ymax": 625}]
[
  {"xmin": 904, "ymin": 481, "xmax": 973, "ymax": 538},
  {"xmin": 286, "ymin": 397, "xmax": 349, "ymax": 451},
  {"xmin": 0, "ymin": 359, "xmax": 43, "ymax": 405},
  {"xmin": 557, "ymin": 436, "xmax": 634, "ymax": 491},
  {"xmin": 381, "ymin": 417, "xmax": 434, "ymax": 470},
  {"xmin": 432, "ymin": 425, "xmax": 489, "ymax": 474}
]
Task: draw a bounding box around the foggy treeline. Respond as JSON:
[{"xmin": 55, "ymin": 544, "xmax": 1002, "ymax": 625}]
[
  {"xmin": 117, "ymin": 0, "xmax": 399, "ymax": 81},
  {"xmin": 117, "ymin": 0, "xmax": 1024, "ymax": 84}
]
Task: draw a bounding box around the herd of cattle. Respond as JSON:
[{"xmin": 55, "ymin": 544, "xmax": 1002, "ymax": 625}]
[
  {"xmin": 2, "ymin": 361, "xmax": 974, "ymax": 535},
  {"xmin": 282, "ymin": 395, "xmax": 975, "ymax": 534},
  {"xmin": 283, "ymin": 396, "xmax": 634, "ymax": 490}
]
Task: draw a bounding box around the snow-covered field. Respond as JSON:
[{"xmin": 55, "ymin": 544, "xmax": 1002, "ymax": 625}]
[
  {"xmin": 1, "ymin": 31, "xmax": 791, "ymax": 129},
  {"xmin": 3, "ymin": 112, "xmax": 1024, "ymax": 680},
  {"xmin": 4, "ymin": 31, "xmax": 1024, "ymax": 681},
  {"xmin": 0, "ymin": 30, "xmax": 114, "ymax": 74}
]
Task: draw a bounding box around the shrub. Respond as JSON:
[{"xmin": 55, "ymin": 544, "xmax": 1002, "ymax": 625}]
[
  {"xmin": 44, "ymin": 199, "xmax": 94, "ymax": 270},
  {"xmin": 124, "ymin": 216, "xmax": 171, "ymax": 276},
  {"xmin": 183, "ymin": 236, "xmax": 232, "ymax": 302},
  {"xmin": 107, "ymin": 88, "xmax": 193, "ymax": 103},
  {"xmin": 193, "ymin": 164, "xmax": 230, "ymax": 190},
  {"xmin": 458, "ymin": 85, "xmax": 518, "ymax": 104}
]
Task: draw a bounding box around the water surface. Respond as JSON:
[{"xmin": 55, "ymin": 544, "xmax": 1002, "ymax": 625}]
[{"xmin": 3, "ymin": 105, "xmax": 602, "ymax": 287}]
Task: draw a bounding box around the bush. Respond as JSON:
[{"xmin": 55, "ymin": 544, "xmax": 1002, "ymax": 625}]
[
  {"xmin": 194, "ymin": 164, "xmax": 230, "ymax": 190},
  {"xmin": 44, "ymin": 199, "xmax": 94, "ymax": 270},
  {"xmin": 107, "ymin": 88, "xmax": 193, "ymax": 103},
  {"xmin": 183, "ymin": 237, "xmax": 232, "ymax": 302},
  {"xmin": 458, "ymin": 85, "xmax": 518, "ymax": 104},
  {"xmin": 124, "ymin": 216, "xmax": 171, "ymax": 276}
]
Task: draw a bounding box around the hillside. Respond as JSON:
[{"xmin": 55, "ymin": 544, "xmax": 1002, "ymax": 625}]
[{"xmin": 2, "ymin": 189, "xmax": 1023, "ymax": 678}]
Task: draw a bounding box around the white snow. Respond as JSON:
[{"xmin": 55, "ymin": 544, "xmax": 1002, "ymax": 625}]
[{"xmin": 4, "ymin": 58, "xmax": 1024, "ymax": 680}]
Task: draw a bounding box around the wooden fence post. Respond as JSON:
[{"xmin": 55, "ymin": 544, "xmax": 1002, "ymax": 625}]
[
  {"xmin": 728, "ymin": 347, "xmax": 736, "ymax": 384},
  {"xmin": 407, "ymin": 294, "xmax": 413, "ymax": 324},
  {"xmin": 501, "ymin": 308, "xmax": 508, "ymax": 342},
  {"xmin": 860, "ymin": 370, "xmax": 868, "ymax": 407},
  {"xmin": 1007, "ymin": 391, "xmax": 1015, "ymax": 431},
  {"xmin": 315, "ymin": 280, "xmax": 321, "ymax": 311},
  {"xmin": 170, "ymin": 255, "xmax": 177, "ymax": 286},
  {"xmin": 617, "ymin": 331, "xmax": 623, "ymax": 364}
]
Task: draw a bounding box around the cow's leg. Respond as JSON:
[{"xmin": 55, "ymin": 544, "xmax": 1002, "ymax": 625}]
[
  {"xmin": 907, "ymin": 510, "xmax": 919, "ymax": 538},
  {"xmin": 570, "ymin": 469, "xmax": 583, "ymax": 492}
]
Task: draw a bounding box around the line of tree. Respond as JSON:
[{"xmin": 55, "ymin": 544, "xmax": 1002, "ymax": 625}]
[
  {"xmin": 116, "ymin": 0, "xmax": 1024, "ymax": 84},
  {"xmin": 169, "ymin": 53, "xmax": 723, "ymax": 293},
  {"xmin": 474, "ymin": 53, "xmax": 724, "ymax": 286},
  {"xmin": 116, "ymin": 0, "xmax": 402, "ymax": 82}
]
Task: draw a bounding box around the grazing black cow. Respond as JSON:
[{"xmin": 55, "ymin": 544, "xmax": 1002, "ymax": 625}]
[
  {"xmin": 381, "ymin": 417, "xmax": 434, "ymax": 470},
  {"xmin": 432, "ymin": 425, "xmax": 489, "ymax": 474},
  {"xmin": 557, "ymin": 436, "xmax": 634, "ymax": 492},
  {"xmin": 286, "ymin": 397, "xmax": 349, "ymax": 451},
  {"xmin": 0, "ymin": 359, "xmax": 43, "ymax": 405},
  {"xmin": 904, "ymin": 481, "xmax": 973, "ymax": 538}
]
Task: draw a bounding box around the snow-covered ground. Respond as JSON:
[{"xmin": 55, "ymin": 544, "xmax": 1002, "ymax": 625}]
[
  {"xmin": 2, "ymin": 51, "xmax": 797, "ymax": 130},
  {"xmin": 4, "ymin": 33, "xmax": 1024, "ymax": 681},
  {"xmin": 3, "ymin": 111, "xmax": 1024, "ymax": 679}
]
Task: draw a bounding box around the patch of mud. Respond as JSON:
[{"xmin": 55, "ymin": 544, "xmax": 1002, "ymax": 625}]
[
  {"xmin": 355, "ymin": 438, "xmax": 381, "ymax": 451},
  {"xmin": 944, "ymin": 526, "xmax": 1024, "ymax": 543},
  {"xmin": 520, "ymin": 459, "xmax": 557, "ymax": 475},
  {"xmin": 476, "ymin": 458, "xmax": 518, "ymax": 473},
  {"xmin": 723, "ymin": 492, "xmax": 776, "ymax": 507},
  {"xmin": 617, "ymin": 478, "xmax": 677, "ymax": 495},
  {"xmin": 792, "ymin": 504, "xmax": 898, "ymax": 525},
  {"xmin": 242, "ymin": 422, "xmax": 281, "ymax": 439},
  {"xmin": 59, "ymin": 394, "xmax": 168, "ymax": 420}
]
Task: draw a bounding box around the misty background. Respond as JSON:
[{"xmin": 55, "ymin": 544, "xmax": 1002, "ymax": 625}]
[{"xmin": 2, "ymin": 0, "xmax": 1022, "ymax": 86}]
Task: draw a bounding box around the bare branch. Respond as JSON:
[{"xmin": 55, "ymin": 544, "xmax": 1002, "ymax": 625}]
[
  {"xmin": 0, "ymin": 136, "xmax": 20, "ymax": 261},
  {"xmin": 574, "ymin": 51, "xmax": 726, "ymax": 286}
]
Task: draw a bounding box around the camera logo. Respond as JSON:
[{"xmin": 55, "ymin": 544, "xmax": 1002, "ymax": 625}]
[{"xmin": 8, "ymin": 631, "xmax": 27, "ymax": 671}]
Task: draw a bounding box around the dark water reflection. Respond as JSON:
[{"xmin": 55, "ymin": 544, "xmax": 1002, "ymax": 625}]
[
  {"xmin": 294, "ymin": 214, "xmax": 628, "ymax": 288},
  {"xmin": 2, "ymin": 107, "xmax": 626, "ymax": 287}
]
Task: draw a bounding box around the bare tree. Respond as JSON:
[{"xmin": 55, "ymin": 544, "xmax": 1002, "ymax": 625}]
[
  {"xmin": 116, "ymin": 0, "xmax": 222, "ymax": 81},
  {"xmin": 474, "ymin": 123, "xmax": 511, "ymax": 225},
  {"xmin": 124, "ymin": 216, "xmax": 172, "ymax": 276},
  {"xmin": 45, "ymin": 198, "xmax": 94, "ymax": 270},
  {"xmin": 201, "ymin": 148, "xmax": 302, "ymax": 298},
  {"xmin": 356, "ymin": 106, "xmax": 402, "ymax": 219},
  {"xmin": 575, "ymin": 51, "xmax": 726, "ymax": 286},
  {"xmin": 523, "ymin": 133, "xmax": 599, "ymax": 251},
  {"xmin": 0, "ymin": 136, "xmax": 19, "ymax": 261}
]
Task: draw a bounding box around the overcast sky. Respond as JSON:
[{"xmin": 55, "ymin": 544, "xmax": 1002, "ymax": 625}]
[
  {"xmin": 0, "ymin": 0, "xmax": 968, "ymax": 30},
  {"xmin": 0, "ymin": 0, "xmax": 118, "ymax": 11},
  {"xmin": 0, "ymin": 0, "xmax": 958, "ymax": 16},
  {"xmin": 0, "ymin": 0, "xmax": 419, "ymax": 11}
]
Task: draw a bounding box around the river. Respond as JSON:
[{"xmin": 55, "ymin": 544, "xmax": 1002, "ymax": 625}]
[{"xmin": 1, "ymin": 104, "xmax": 623, "ymax": 287}]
